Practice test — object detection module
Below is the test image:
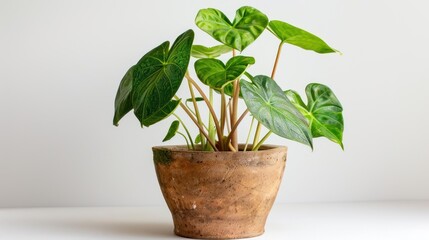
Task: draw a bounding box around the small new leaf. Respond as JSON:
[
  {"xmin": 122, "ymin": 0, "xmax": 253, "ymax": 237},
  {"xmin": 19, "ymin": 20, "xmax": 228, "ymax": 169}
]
[
  {"xmin": 186, "ymin": 97, "xmax": 204, "ymax": 102},
  {"xmin": 163, "ymin": 120, "xmax": 180, "ymax": 142},
  {"xmin": 195, "ymin": 134, "xmax": 202, "ymax": 144}
]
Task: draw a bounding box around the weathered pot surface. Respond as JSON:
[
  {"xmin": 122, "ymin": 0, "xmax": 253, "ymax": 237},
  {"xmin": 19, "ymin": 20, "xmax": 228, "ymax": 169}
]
[{"xmin": 153, "ymin": 144, "xmax": 287, "ymax": 239}]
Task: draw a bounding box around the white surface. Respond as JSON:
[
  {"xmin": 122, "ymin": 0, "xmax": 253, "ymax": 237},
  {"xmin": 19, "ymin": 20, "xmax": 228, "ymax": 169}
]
[
  {"xmin": 1, "ymin": 0, "xmax": 429, "ymax": 207},
  {"xmin": 0, "ymin": 201, "xmax": 428, "ymax": 240}
]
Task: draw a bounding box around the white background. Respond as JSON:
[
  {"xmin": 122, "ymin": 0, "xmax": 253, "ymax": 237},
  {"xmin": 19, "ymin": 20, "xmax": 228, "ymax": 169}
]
[{"xmin": 1, "ymin": 0, "xmax": 428, "ymax": 207}]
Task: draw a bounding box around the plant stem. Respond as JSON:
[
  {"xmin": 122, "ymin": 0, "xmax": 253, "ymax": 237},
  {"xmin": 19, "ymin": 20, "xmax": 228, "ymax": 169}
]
[
  {"xmin": 206, "ymin": 88, "xmax": 216, "ymax": 151},
  {"xmin": 271, "ymin": 42, "xmax": 284, "ymax": 80},
  {"xmin": 244, "ymin": 117, "xmax": 255, "ymax": 152},
  {"xmin": 228, "ymin": 141, "xmax": 237, "ymax": 152},
  {"xmin": 184, "ymin": 101, "xmax": 197, "ymax": 116},
  {"xmin": 226, "ymin": 98, "xmax": 232, "ymax": 133},
  {"xmin": 182, "ymin": 102, "xmax": 210, "ymax": 131},
  {"xmin": 220, "ymin": 89, "xmax": 226, "ymax": 135},
  {"xmin": 228, "ymin": 48, "xmax": 238, "ymax": 150},
  {"xmin": 173, "ymin": 112, "xmax": 194, "ymax": 150},
  {"xmin": 252, "ymin": 122, "xmax": 262, "ymax": 148},
  {"xmin": 226, "ymin": 109, "xmax": 248, "ymax": 144},
  {"xmin": 175, "ymin": 97, "xmax": 218, "ymax": 151},
  {"xmin": 253, "ymin": 131, "xmax": 272, "ymax": 151},
  {"xmin": 186, "ymin": 73, "xmax": 206, "ymax": 148},
  {"xmin": 252, "ymin": 42, "xmax": 284, "ymax": 149},
  {"xmin": 231, "ymin": 79, "xmax": 239, "ymax": 150},
  {"xmin": 177, "ymin": 132, "xmax": 190, "ymax": 149},
  {"xmin": 186, "ymin": 73, "xmax": 223, "ymax": 150}
]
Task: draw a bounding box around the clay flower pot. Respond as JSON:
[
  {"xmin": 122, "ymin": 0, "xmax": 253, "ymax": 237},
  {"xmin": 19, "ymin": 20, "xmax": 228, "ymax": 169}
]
[{"xmin": 152, "ymin": 145, "xmax": 287, "ymax": 239}]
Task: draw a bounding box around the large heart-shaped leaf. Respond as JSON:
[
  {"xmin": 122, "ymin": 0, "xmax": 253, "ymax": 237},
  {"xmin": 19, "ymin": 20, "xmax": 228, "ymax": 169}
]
[
  {"xmin": 163, "ymin": 120, "xmax": 180, "ymax": 142},
  {"xmin": 132, "ymin": 30, "xmax": 194, "ymax": 126},
  {"xmin": 140, "ymin": 100, "xmax": 180, "ymax": 127},
  {"xmin": 285, "ymin": 83, "xmax": 344, "ymax": 148},
  {"xmin": 268, "ymin": 20, "xmax": 337, "ymax": 54},
  {"xmin": 195, "ymin": 56, "xmax": 255, "ymax": 90},
  {"xmin": 113, "ymin": 66, "xmax": 135, "ymax": 126},
  {"xmin": 241, "ymin": 75, "xmax": 313, "ymax": 147},
  {"xmin": 195, "ymin": 6, "xmax": 268, "ymax": 51},
  {"xmin": 191, "ymin": 45, "xmax": 232, "ymax": 58}
]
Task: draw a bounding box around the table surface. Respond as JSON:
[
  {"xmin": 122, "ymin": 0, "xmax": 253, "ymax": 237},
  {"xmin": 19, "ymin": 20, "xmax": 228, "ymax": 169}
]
[{"xmin": 1, "ymin": 201, "xmax": 428, "ymax": 240}]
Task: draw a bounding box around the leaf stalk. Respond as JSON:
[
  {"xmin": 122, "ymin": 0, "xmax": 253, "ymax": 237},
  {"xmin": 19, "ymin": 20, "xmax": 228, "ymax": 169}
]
[
  {"xmin": 175, "ymin": 96, "xmax": 218, "ymax": 151},
  {"xmin": 186, "ymin": 73, "xmax": 224, "ymax": 150}
]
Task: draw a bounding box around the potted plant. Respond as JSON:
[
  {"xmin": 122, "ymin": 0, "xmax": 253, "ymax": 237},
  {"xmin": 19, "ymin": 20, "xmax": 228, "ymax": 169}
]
[{"xmin": 113, "ymin": 6, "xmax": 344, "ymax": 239}]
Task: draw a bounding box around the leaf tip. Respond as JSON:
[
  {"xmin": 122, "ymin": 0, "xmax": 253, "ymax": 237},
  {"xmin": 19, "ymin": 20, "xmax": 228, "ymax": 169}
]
[
  {"xmin": 113, "ymin": 116, "xmax": 119, "ymax": 127},
  {"xmin": 332, "ymin": 48, "xmax": 343, "ymax": 55}
]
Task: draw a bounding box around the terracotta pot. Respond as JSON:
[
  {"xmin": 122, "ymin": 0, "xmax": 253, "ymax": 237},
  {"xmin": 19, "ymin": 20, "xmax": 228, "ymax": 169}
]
[{"xmin": 152, "ymin": 145, "xmax": 287, "ymax": 239}]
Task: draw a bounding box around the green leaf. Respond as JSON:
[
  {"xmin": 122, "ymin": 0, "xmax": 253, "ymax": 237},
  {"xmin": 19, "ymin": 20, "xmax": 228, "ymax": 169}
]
[
  {"xmin": 195, "ymin": 6, "xmax": 268, "ymax": 51},
  {"xmin": 285, "ymin": 84, "xmax": 344, "ymax": 148},
  {"xmin": 195, "ymin": 56, "xmax": 255, "ymax": 90},
  {"xmin": 240, "ymin": 75, "xmax": 313, "ymax": 148},
  {"xmin": 243, "ymin": 71, "xmax": 254, "ymax": 81},
  {"xmin": 222, "ymin": 83, "xmax": 235, "ymax": 97},
  {"xmin": 191, "ymin": 45, "xmax": 232, "ymax": 58},
  {"xmin": 141, "ymin": 100, "xmax": 180, "ymax": 127},
  {"xmin": 268, "ymin": 20, "xmax": 337, "ymax": 54},
  {"xmin": 195, "ymin": 133, "xmax": 202, "ymax": 144},
  {"xmin": 132, "ymin": 30, "xmax": 194, "ymax": 127},
  {"xmin": 163, "ymin": 120, "xmax": 180, "ymax": 142},
  {"xmin": 113, "ymin": 66, "xmax": 135, "ymax": 126},
  {"xmin": 186, "ymin": 97, "xmax": 204, "ymax": 102},
  {"xmin": 220, "ymin": 71, "xmax": 253, "ymax": 97},
  {"xmin": 185, "ymin": 97, "xmax": 204, "ymax": 112}
]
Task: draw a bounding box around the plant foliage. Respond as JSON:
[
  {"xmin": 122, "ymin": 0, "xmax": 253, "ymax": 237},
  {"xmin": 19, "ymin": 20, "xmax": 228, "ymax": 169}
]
[{"xmin": 113, "ymin": 6, "xmax": 344, "ymax": 152}]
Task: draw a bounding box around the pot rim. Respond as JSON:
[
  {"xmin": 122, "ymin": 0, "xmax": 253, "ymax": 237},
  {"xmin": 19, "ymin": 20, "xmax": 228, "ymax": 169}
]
[{"xmin": 152, "ymin": 144, "xmax": 287, "ymax": 155}]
